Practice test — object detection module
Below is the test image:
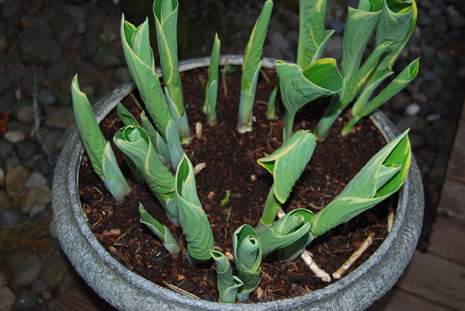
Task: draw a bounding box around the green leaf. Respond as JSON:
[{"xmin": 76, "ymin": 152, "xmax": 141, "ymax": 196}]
[
  {"xmin": 120, "ymin": 16, "xmax": 172, "ymax": 142},
  {"xmin": 266, "ymin": 86, "xmax": 278, "ymax": 120},
  {"xmin": 175, "ymin": 155, "xmax": 214, "ymax": 262},
  {"xmin": 153, "ymin": 0, "xmax": 191, "ymax": 141},
  {"xmin": 297, "ymin": 0, "xmax": 334, "ymax": 68},
  {"xmin": 113, "ymin": 126, "xmax": 178, "ymax": 223},
  {"xmin": 140, "ymin": 111, "xmax": 170, "ymax": 167},
  {"xmin": 233, "ymin": 224, "xmax": 262, "ymax": 301},
  {"xmin": 237, "ymin": 0, "xmax": 273, "ymax": 133},
  {"xmin": 275, "ymin": 59, "xmax": 342, "ymax": 140},
  {"xmin": 211, "ymin": 250, "xmax": 243, "ymax": 303},
  {"xmin": 203, "ymin": 34, "xmax": 221, "ymax": 125},
  {"xmin": 139, "ymin": 203, "xmax": 180, "ymax": 255},
  {"xmin": 310, "ymin": 130, "xmax": 411, "ymax": 236},
  {"xmin": 258, "ymin": 130, "xmax": 316, "ymax": 226},
  {"xmin": 116, "ymin": 103, "xmax": 139, "ymax": 127},
  {"xmin": 71, "ymin": 75, "xmax": 130, "ymax": 201},
  {"xmin": 258, "ymin": 209, "xmax": 311, "ymax": 256},
  {"xmin": 278, "ymin": 209, "xmax": 314, "ymax": 261}
]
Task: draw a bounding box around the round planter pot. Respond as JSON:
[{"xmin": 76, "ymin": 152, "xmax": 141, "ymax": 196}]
[{"xmin": 52, "ymin": 55, "xmax": 424, "ymax": 311}]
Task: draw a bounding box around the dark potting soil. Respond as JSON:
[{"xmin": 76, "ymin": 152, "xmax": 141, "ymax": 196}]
[{"xmin": 79, "ymin": 66, "xmax": 396, "ymax": 303}]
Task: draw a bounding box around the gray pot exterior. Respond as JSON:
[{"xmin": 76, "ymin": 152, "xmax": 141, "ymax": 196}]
[{"xmin": 52, "ymin": 55, "xmax": 424, "ymax": 311}]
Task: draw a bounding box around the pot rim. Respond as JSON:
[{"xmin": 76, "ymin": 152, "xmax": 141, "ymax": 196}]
[{"xmin": 52, "ymin": 55, "xmax": 424, "ymax": 310}]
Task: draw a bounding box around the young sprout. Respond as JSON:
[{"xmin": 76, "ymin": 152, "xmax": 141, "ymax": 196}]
[
  {"xmin": 203, "ymin": 34, "xmax": 221, "ymax": 125},
  {"xmin": 140, "ymin": 111, "xmax": 171, "ymax": 167},
  {"xmin": 71, "ymin": 76, "xmax": 130, "ymax": 202},
  {"xmin": 237, "ymin": 0, "xmax": 273, "ymax": 133},
  {"xmin": 116, "ymin": 102, "xmax": 139, "ymax": 127},
  {"xmin": 275, "ymin": 59, "xmax": 342, "ymax": 141},
  {"xmin": 233, "ymin": 224, "xmax": 262, "ymax": 302},
  {"xmin": 120, "ymin": 15, "xmax": 184, "ymax": 170},
  {"xmin": 297, "ymin": 0, "xmax": 334, "ymax": 69},
  {"xmin": 139, "ymin": 203, "xmax": 180, "ymax": 256},
  {"xmin": 257, "ymin": 130, "xmax": 317, "ymax": 229},
  {"xmin": 113, "ymin": 126, "xmax": 179, "ymax": 224},
  {"xmin": 315, "ymin": 0, "xmax": 418, "ymax": 139},
  {"xmin": 175, "ymin": 155, "xmax": 214, "ymax": 262},
  {"xmin": 211, "ymin": 250, "xmax": 243, "ymax": 303},
  {"xmin": 153, "ymin": 0, "xmax": 191, "ymax": 142},
  {"xmin": 265, "ymin": 86, "xmax": 278, "ymax": 120}
]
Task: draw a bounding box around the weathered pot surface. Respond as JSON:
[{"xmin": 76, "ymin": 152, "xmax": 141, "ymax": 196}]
[{"xmin": 52, "ymin": 55, "xmax": 424, "ymax": 311}]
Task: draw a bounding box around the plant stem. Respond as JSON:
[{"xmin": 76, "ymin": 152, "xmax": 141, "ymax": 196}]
[
  {"xmin": 341, "ymin": 116, "xmax": 361, "ymax": 136},
  {"xmin": 266, "ymin": 86, "xmax": 278, "ymax": 120},
  {"xmin": 237, "ymin": 90, "xmax": 254, "ymax": 133},
  {"xmin": 258, "ymin": 186, "xmax": 281, "ymax": 228},
  {"xmin": 332, "ymin": 233, "xmax": 373, "ymax": 279},
  {"xmin": 314, "ymin": 95, "xmax": 342, "ymax": 140},
  {"xmin": 282, "ymin": 111, "xmax": 296, "ymax": 142}
]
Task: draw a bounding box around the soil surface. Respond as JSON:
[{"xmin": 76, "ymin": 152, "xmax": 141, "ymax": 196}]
[{"xmin": 79, "ymin": 66, "xmax": 396, "ymax": 303}]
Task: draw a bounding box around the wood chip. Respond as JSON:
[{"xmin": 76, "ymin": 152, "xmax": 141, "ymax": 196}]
[
  {"xmin": 195, "ymin": 122, "xmax": 203, "ymax": 139},
  {"xmin": 332, "ymin": 233, "xmax": 374, "ymax": 279},
  {"xmin": 193, "ymin": 162, "xmax": 206, "ymax": 175},
  {"xmin": 163, "ymin": 281, "xmax": 200, "ymax": 300}
]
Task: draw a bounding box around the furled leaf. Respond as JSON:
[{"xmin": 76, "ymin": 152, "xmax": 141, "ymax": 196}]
[
  {"xmin": 116, "ymin": 103, "xmax": 139, "ymax": 126},
  {"xmin": 175, "ymin": 155, "xmax": 214, "ymax": 262},
  {"xmin": 343, "ymin": 58, "xmax": 420, "ymax": 134},
  {"xmin": 258, "ymin": 130, "xmax": 316, "ymax": 226},
  {"xmin": 153, "ymin": 0, "xmax": 191, "ymax": 141},
  {"xmin": 113, "ymin": 126, "xmax": 178, "ymax": 223},
  {"xmin": 237, "ymin": 0, "xmax": 273, "ymax": 133},
  {"xmin": 275, "ymin": 59, "xmax": 342, "ymax": 140},
  {"xmin": 266, "ymin": 86, "xmax": 278, "ymax": 120},
  {"xmin": 203, "ymin": 34, "xmax": 221, "ymax": 125},
  {"xmin": 140, "ymin": 111, "xmax": 170, "ymax": 166},
  {"xmin": 297, "ymin": 0, "xmax": 334, "ymax": 68},
  {"xmin": 310, "ymin": 130, "xmax": 411, "ymax": 236},
  {"xmin": 233, "ymin": 224, "xmax": 262, "ymax": 301},
  {"xmin": 258, "ymin": 209, "xmax": 311, "ymax": 256},
  {"xmin": 139, "ymin": 203, "xmax": 180, "ymax": 255},
  {"xmin": 211, "ymin": 250, "xmax": 243, "ymax": 303},
  {"xmin": 71, "ymin": 75, "xmax": 130, "ymax": 201}
]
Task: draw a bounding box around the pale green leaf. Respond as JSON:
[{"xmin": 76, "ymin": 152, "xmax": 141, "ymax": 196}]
[
  {"xmin": 101, "ymin": 143, "xmax": 131, "ymax": 201},
  {"xmin": 140, "ymin": 111, "xmax": 170, "ymax": 166},
  {"xmin": 203, "ymin": 34, "xmax": 221, "ymax": 125},
  {"xmin": 232, "ymin": 224, "xmax": 262, "ymax": 301},
  {"xmin": 175, "ymin": 155, "xmax": 214, "ymax": 262},
  {"xmin": 211, "ymin": 250, "xmax": 243, "ymax": 303},
  {"xmin": 116, "ymin": 103, "xmax": 139, "ymax": 127},
  {"xmin": 139, "ymin": 203, "xmax": 180, "ymax": 255},
  {"xmin": 266, "ymin": 86, "xmax": 278, "ymax": 120}
]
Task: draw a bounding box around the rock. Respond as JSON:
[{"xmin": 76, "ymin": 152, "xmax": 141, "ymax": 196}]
[
  {"xmin": 390, "ymin": 93, "xmax": 410, "ymax": 113},
  {"xmin": 76, "ymin": 20, "xmax": 87, "ymax": 35},
  {"xmin": 25, "ymin": 172, "xmax": 48, "ymax": 188},
  {"xmin": 18, "ymin": 21, "xmax": 62, "ymax": 65},
  {"xmin": 16, "ymin": 141, "xmax": 37, "ymax": 160},
  {"xmin": 44, "ymin": 106, "xmax": 73, "ymax": 129},
  {"xmin": 114, "ymin": 67, "xmax": 131, "ymax": 83},
  {"xmin": 3, "ymin": 130, "xmax": 25, "ymax": 144},
  {"xmin": 0, "ymin": 167, "xmax": 3, "ymax": 186},
  {"xmin": 50, "ymin": 12, "xmax": 76, "ymax": 43},
  {"xmin": 21, "ymin": 186, "xmax": 51, "ymax": 214},
  {"xmin": 13, "ymin": 289, "xmax": 38, "ymax": 310},
  {"xmin": 16, "ymin": 105, "xmax": 34, "ymax": 124},
  {"xmin": 0, "ymin": 138, "xmax": 13, "ymax": 158},
  {"xmin": 405, "ymin": 103, "xmax": 421, "ymax": 116},
  {"xmin": 38, "ymin": 89, "xmax": 56, "ymax": 106},
  {"xmin": 48, "ymin": 219, "xmax": 58, "ymax": 238},
  {"xmin": 0, "ymin": 286, "xmax": 15, "ymax": 311},
  {"xmin": 92, "ymin": 47, "xmax": 121, "ymax": 68},
  {"xmin": 1, "ymin": 0, "xmax": 20, "ymax": 18},
  {"xmin": 0, "ymin": 208, "xmax": 24, "ymax": 227},
  {"xmin": 5, "ymin": 166, "xmax": 29, "ymax": 196},
  {"xmin": 446, "ymin": 5, "xmax": 465, "ymax": 29},
  {"xmin": 31, "ymin": 279, "xmax": 48, "ymax": 294},
  {"xmin": 41, "ymin": 256, "xmax": 72, "ymax": 290},
  {"xmin": 426, "ymin": 114, "xmax": 441, "ymax": 122},
  {"xmin": 0, "ymin": 73, "xmax": 12, "ymax": 95},
  {"xmin": 8, "ymin": 253, "xmax": 42, "ymax": 287},
  {"xmin": 61, "ymin": 4, "xmax": 87, "ymax": 20},
  {"xmin": 48, "ymin": 60, "xmax": 74, "ymax": 81}
]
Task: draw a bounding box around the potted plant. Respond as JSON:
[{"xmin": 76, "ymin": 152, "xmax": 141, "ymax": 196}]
[{"xmin": 52, "ymin": 0, "xmax": 424, "ymax": 310}]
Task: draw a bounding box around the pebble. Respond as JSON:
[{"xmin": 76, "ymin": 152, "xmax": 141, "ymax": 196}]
[
  {"xmin": 405, "ymin": 103, "xmax": 421, "ymax": 116},
  {"xmin": 44, "ymin": 106, "xmax": 73, "ymax": 129},
  {"xmin": 0, "ymin": 74, "xmax": 12, "ymax": 95},
  {"xmin": 426, "ymin": 114, "xmax": 441, "ymax": 122},
  {"xmin": 0, "ymin": 286, "xmax": 15, "ymax": 311},
  {"xmin": 8, "ymin": 253, "xmax": 43, "ymax": 287},
  {"xmin": 25, "ymin": 171, "xmax": 48, "ymax": 188},
  {"xmin": 0, "ymin": 209, "xmax": 24, "ymax": 227},
  {"xmin": 16, "ymin": 105, "xmax": 34, "ymax": 124},
  {"xmin": 13, "ymin": 289, "xmax": 38, "ymax": 310},
  {"xmin": 21, "ymin": 186, "xmax": 51, "ymax": 213},
  {"xmin": 3, "ymin": 130, "xmax": 26, "ymax": 144},
  {"xmin": 48, "ymin": 218, "xmax": 58, "ymax": 238},
  {"xmin": 38, "ymin": 88, "xmax": 57, "ymax": 106},
  {"xmin": 18, "ymin": 20, "xmax": 62, "ymax": 65},
  {"xmin": 48, "ymin": 60, "xmax": 74, "ymax": 81},
  {"xmin": 5, "ymin": 165, "xmax": 29, "ymax": 196},
  {"xmin": 0, "ymin": 167, "xmax": 4, "ymax": 186}
]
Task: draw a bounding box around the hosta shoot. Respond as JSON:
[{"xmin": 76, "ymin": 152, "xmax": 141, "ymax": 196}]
[
  {"xmin": 116, "ymin": 103, "xmax": 139, "ymax": 127},
  {"xmin": 211, "ymin": 250, "xmax": 243, "ymax": 303},
  {"xmin": 237, "ymin": 0, "xmax": 273, "ymax": 133},
  {"xmin": 153, "ymin": 0, "xmax": 191, "ymax": 142},
  {"xmin": 297, "ymin": 0, "xmax": 334, "ymax": 69},
  {"xmin": 314, "ymin": 0, "xmax": 418, "ymax": 139},
  {"xmin": 113, "ymin": 126, "xmax": 179, "ymax": 224},
  {"xmin": 276, "ymin": 59, "xmax": 342, "ymax": 141},
  {"xmin": 233, "ymin": 225, "xmax": 262, "ymax": 301},
  {"xmin": 203, "ymin": 34, "xmax": 221, "ymax": 125},
  {"xmin": 139, "ymin": 203, "xmax": 180, "ymax": 255},
  {"xmin": 266, "ymin": 86, "xmax": 278, "ymax": 120},
  {"xmin": 71, "ymin": 76, "xmax": 130, "ymax": 201},
  {"xmin": 175, "ymin": 155, "xmax": 214, "ymax": 262}
]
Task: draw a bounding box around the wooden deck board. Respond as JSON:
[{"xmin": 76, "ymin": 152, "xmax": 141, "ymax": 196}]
[
  {"xmin": 370, "ymin": 289, "xmax": 451, "ymax": 311},
  {"xmin": 396, "ymin": 251, "xmax": 465, "ymax": 310},
  {"xmin": 429, "ymin": 216, "xmax": 465, "ymax": 266},
  {"xmin": 446, "ymin": 120, "xmax": 465, "ymax": 184}
]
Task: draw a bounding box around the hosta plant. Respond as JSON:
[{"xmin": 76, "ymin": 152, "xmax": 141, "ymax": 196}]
[{"xmin": 72, "ymin": 0, "xmax": 418, "ymax": 304}]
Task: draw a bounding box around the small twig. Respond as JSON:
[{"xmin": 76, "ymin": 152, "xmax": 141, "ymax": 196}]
[
  {"xmin": 332, "ymin": 233, "xmax": 374, "ymax": 280},
  {"xmin": 195, "ymin": 122, "xmax": 203, "ymax": 140},
  {"xmin": 163, "ymin": 281, "xmax": 200, "ymax": 300},
  {"xmin": 221, "ymin": 58, "xmax": 229, "ymax": 97},
  {"xmin": 129, "ymin": 93, "xmax": 144, "ymax": 111},
  {"xmin": 277, "ymin": 209, "xmax": 331, "ymax": 282},
  {"xmin": 193, "ymin": 162, "xmax": 206, "ymax": 175},
  {"xmin": 260, "ymin": 69, "xmax": 271, "ymax": 85},
  {"xmin": 387, "ymin": 207, "xmax": 394, "ymax": 233},
  {"xmin": 30, "ymin": 68, "xmax": 53, "ymax": 164}
]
